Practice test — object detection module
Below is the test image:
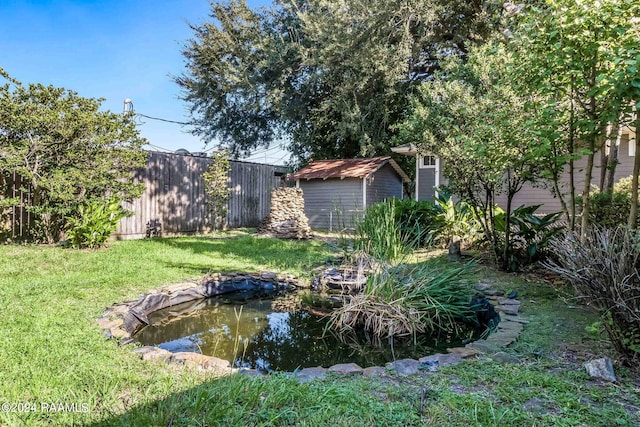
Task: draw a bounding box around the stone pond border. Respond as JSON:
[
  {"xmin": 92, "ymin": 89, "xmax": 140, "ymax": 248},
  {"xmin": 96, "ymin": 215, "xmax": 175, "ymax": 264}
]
[{"xmin": 98, "ymin": 277, "xmax": 527, "ymax": 380}]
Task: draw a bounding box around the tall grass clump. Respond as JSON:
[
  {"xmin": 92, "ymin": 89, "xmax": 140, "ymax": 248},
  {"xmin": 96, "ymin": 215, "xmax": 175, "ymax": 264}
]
[
  {"xmin": 545, "ymin": 226, "xmax": 640, "ymax": 366},
  {"xmin": 355, "ymin": 199, "xmax": 436, "ymax": 263},
  {"xmin": 328, "ymin": 260, "xmax": 477, "ymax": 339}
]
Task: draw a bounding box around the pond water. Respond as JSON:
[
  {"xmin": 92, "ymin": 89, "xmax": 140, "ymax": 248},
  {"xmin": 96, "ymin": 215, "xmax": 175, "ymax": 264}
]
[{"xmin": 134, "ymin": 291, "xmax": 469, "ymax": 372}]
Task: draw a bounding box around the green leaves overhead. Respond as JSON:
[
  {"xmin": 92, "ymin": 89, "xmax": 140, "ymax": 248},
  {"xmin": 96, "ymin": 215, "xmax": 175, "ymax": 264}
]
[
  {"xmin": 0, "ymin": 68, "xmax": 146, "ymax": 243},
  {"xmin": 177, "ymin": 0, "xmax": 498, "ymax": 163}
]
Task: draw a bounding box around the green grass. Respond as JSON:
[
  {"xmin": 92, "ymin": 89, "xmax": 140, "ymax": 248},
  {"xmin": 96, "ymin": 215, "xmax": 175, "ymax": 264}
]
[{"xmin": 1, "ymin": 231, "xmax": 638, "ymax": 426}]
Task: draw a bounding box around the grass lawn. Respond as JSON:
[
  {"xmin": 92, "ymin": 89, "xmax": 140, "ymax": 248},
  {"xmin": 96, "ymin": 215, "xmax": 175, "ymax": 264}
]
[{"xmin": 1, "ymin": 230, "xmax": 638, "ymax": 426}]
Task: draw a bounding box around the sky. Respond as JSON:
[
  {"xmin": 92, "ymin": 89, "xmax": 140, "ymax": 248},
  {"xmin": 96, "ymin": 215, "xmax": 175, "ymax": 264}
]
[{"xmin": 0, "ymin": 0, "xmax": 288, "ymax": 164}]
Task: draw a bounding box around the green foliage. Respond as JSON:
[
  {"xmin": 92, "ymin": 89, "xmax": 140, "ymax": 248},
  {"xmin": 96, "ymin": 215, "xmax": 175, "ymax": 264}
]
[
  {"xmin": 355, "ymin": 199, "xmax": 413, "ymax": 264},
  {"xmin": 396, "ymin": 42, "xmax": 544, "ymax": 270},
  {"xmin": 202, "ymin": 150, "xmax": 231, "ymax": 230},
  {"xmin": 65, "ymin": 197, "xmax": 131, "ymax": 249},
  {"xmin": 433, "ymin": 189, "xmax": 481, "ymax": 246},
  {"xmin": 177, "ymin": 0, "xmax": 499, "ymax": 163},
  {"xmin": 0, "ymin": 68, "xmax": 146, "ymax": 243},
  {"xmin": 494, "ymin": 204, "xmax": 563, "ymax": 271},
  {"xmin": 329, "ymin": 259, "xmax": 477, "ymax": 338},
  {"xmin": 578, "ymin": 178, "xmax": 640, "ymax": 229},
  {"xmin": 356, "ymin": 199, "xmax": 443, "ymax": 263},
  {"xmin": 546, "ymin": 227, "xmax": 640, "ymax": 366},
  {"xmin": 391, "ymin": 198, "xmax": 442, "ymax": 246}
]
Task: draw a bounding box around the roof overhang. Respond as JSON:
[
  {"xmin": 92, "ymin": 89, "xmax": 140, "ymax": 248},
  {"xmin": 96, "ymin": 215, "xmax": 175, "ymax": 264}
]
[{"xmin": 390, "ymin": 143, "xmax": 418, "ymax": 156}]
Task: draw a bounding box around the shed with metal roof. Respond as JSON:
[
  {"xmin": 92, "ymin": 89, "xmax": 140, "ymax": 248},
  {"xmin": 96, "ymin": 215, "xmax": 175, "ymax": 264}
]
[{"xmin": 289, "ymin": 157, "xmax": 410, "ymax": 230}]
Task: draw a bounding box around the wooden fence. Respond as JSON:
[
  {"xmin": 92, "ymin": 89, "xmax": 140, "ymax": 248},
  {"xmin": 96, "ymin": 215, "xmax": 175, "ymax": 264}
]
[
  {"xmin": 115, "ymin": 151, "xmax": 289, "ymax": 239},
  {"xmin": 1, "ymin": 151, "xmax": 289, "ymax": 241}
]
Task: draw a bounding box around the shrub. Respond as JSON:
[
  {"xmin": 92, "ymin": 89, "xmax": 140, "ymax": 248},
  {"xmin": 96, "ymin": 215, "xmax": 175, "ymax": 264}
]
[
  {"xmin": 433, "ymin": 190, "xmax": 481, "ymax": 247},
  {"xmin": 579, "ymin": 176, "xmax": 638, "ymax": 229},
  {"xmin": 65, "ymin": 197, "xmax": 132, "ymax": 249},
  {"xmin": 355, "ymin": 200, "xmax": 411, "ymax": 263},
  {"xmin": 545, "ymin": 227, "xmax": 640, "ymax": 366},
  {"xmin": 494, "ymin": 204, "xmax": 563, "ymax": 271},
  {"xmin": 392, "ymin": 198, "xmax": 442, "ymax": 245},
  {"xmin": 327, "ymin": 260, "xmax": 477, "ymax": 338}
]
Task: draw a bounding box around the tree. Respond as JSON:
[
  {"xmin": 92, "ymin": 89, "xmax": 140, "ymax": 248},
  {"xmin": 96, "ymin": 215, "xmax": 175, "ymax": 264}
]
[
  {"xmin": 202, "ymin": 150, "xmax": 231, "ymax": 231},
  {"xmin": 0, "ymin": 68, "xmax": 147, "ymax": 243},
  {"xmin": 177, "ymin": 0, "xmax": 499, "ymax": 165},
  {"xmin": 396, "ymin": 42, "xmax": 545, "ymax": 270},
  {"xmin": 515, "ymin": 0, "xmax": 639, "ymax": 236}
]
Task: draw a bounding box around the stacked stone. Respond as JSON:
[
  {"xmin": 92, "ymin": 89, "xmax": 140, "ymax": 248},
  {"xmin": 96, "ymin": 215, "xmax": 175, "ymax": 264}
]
[{"xmin": 258, "ymin": 187, "xmax": 312, "ymax": 239}]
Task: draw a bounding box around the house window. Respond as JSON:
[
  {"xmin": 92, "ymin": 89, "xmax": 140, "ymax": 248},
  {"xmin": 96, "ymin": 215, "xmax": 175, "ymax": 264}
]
[{"xmin": 420, "ymin": 155, "xmax": 437, "ymax": 168}]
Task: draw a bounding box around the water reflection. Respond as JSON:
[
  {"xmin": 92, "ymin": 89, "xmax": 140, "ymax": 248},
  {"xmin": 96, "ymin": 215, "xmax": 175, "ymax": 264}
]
[{"xmin": 135, "ymin": 293, "xmax": 464, "ymax": 372}]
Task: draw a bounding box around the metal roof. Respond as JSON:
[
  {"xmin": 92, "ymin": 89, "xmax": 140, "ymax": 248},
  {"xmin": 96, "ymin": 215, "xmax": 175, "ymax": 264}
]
[{"xmin": 289, "ymin": 156, "xmax": 411, "ymax": 183}]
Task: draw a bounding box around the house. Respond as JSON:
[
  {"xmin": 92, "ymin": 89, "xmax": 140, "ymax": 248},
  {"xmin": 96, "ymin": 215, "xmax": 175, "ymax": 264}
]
[
  {"xmin": 289, "ymin": 156, "xmax": 410, "ymax": 230},
  {"xmin": 392, "ymin": 126, "xmax": 637, "ymax": 213}
]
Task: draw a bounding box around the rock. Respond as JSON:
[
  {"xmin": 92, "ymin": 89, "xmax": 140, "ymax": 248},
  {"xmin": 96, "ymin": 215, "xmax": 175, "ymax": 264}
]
[
  {"xmin": 109, "ymin": 328, "xmax": 130, "ymax": 339},
  {"xmin": 257, "ymin": 188, "xmax": 312, "ymax": 239},
  {"xmin": 492, "ymin": 351, "xmax": 520, "ymax": 364},
  {"xmin": 419, "ymin": 353, "xmax": 463, "ymax": 368},
  {"xmin": 169, "ymin": 352, "xmax": 231, "ymax": 370},
  {"xmin": 132, "ymin": 346, "xmax": 172, "ymax": 362},
  {"xmin": 363, "ymin": 366, "xmax": 387, "ymax": 377},
  {"xmin": 497, "ymin": 298, "xmax": 521, "ymax": 306},
  {"xmin": 447, "ymin": 347, "xmax": 479, "ymax": 358},
  {"xmin": 466, "ymin": 340, "xmax": 500, "ymax": 355},
  {"xmin": 327, "ymin": 363, "xmax": 363, "ymax": 376},
  {"xmin": 385, "ymin": 359, "xmax": 421, "ymax": 376},
  {"xmin": 495, "ymin": 304, "xmax": 520, "ymax": 315},
  {"xmin": 585, "ymin": 358, "xmax": 616, "ymax": 382},
  {"xmin": 296, "ymin": 367, "xmax": 327, "ymax": 382},
  {"xmin": 485, "ymin": 332, "xmax": 517, "ymax": 347},
  {"xmin": 97, "ymin": 316, "xmax": 123, "ymax": 330},
  {"xmin": 501, "ymin": 314, "xmax": 530, "ymax": 324},
  {"xmin": 483, "ymin": 289, "xmax": 505, "ymax": 297},
  {"xmin": 447, "ymin": 240, "xmax": 462, "ymax": 261},
  {"xmin": 476, "ymin": 283, "xmax": 493, "ymax": 291}
]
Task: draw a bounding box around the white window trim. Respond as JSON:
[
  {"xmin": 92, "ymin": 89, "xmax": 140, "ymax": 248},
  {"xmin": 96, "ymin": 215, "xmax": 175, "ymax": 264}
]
[
  {"xmin": 419, "ymin": 154, "xmax": 438, "ymax": 169},
  {"xmin": 630, "ymin": 138, "xmax": 636, "ymax": 157}
]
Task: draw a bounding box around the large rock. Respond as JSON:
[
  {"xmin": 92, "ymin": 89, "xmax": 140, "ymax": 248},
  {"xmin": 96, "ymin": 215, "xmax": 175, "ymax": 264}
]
[{"xmin": 585, "ymin": 358, "xmax": 616, "ymax": 382}]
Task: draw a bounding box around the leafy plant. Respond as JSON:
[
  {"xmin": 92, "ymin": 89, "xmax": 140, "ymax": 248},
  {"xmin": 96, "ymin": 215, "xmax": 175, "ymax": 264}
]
[
  {"xmin": 328, "ymin": 259, "xmax": 477, "ymax": 339},
  {"xmin": 355, "ymin": 200, "xmax": 411, "ymax": 264},
  {"xmin": 65, "ymin": 197, "xmax": 131, "ymax": 249},
  {"xmin": 494, "ymin": 204, "xmax": 563, "ymax": 271},
  {"xmin": 433, "ymin": 189, "xmax": 481, "ymax": 247},
  {"xmin": 202, "ymin": 150, "xmax": 231, "ymax": 231}
]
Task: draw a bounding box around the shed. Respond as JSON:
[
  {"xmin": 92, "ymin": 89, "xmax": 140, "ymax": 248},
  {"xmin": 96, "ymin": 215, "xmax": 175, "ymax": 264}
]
[{"xmin": 289, "ymin": 156, "xmax": 410, "ymax": 230}]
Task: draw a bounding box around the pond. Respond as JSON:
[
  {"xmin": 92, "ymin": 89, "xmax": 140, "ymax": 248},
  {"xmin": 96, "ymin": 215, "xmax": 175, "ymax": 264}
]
[{"xmin": 134, "ymin": 291, "xmax": 470, "ymax": 372}]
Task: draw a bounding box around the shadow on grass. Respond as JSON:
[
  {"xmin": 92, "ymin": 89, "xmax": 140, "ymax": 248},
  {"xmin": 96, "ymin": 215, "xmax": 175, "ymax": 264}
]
[
  {"xmin": 154, "ymin": 233, "xmax": 336, "ymax": 277},
  {"xmin": 86, "ymin": 373, "xmax": 420, "ymax": 427}
]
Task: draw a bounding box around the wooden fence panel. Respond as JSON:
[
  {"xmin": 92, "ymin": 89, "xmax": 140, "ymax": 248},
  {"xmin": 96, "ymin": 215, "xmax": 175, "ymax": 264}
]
[{"xmin": 114, "ymin": 151, "xmax": 288, "ymax": 239}]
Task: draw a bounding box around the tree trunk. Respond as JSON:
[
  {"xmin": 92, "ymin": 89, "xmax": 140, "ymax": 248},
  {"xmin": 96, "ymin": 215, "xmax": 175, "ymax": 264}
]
[
  {"xmin": 605, "ymin": 122, "xmax": 622, "ymax": 192},
  {"xmin": 628, "ymin": 113, "xmax": 640, "ymax": 229},
  {"xmin": 568, "ymin": 78, "xmax": 577, "ymax": 231},
  {"xmin": 580, "ymin": 136, "xmax": 595, "ymax": 241}
]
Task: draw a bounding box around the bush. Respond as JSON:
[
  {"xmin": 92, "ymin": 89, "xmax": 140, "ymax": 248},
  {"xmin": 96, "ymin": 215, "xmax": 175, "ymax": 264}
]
[
  {"xmin": 65, "ymin": 197, "xmax": 131, "ymax": 249},
  {"xmin": 433, "ymin": 190, "xmax": 481, "ymax": 247},
  {"xmin": 355, "ymin": 199, "xmax": 441, "ymax": 263},
  {"xmin": 545, "ymin": 227, "xmax": 640, "ymax": 366},
  {"xmin": 494, "ymin": 204, "xmax": 563, "ymax": 271},
  {"xmin": 327, "ymin": 260, "xmax": 477, "ymax": 338},
  {"xmin": 579, "ymin": 176, "xmax": 638, "ymax": 229}
]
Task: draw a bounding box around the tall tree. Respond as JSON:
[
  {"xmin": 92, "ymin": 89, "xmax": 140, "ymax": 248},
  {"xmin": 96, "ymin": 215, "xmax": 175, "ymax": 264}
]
[
  {"xmin": 177, "ymin": 0, "xmax": 499, "ymax": 165},
  {"xmin": 0, "ymin": 68, "xmax": 146, "ymax": 242},
  {"xmin": 396, "ymin": 42, "xmax": 544, "ymax": 270},
  {"xmin": 515, "ymin": 0, "xmax": 638, "ymax": 236}
]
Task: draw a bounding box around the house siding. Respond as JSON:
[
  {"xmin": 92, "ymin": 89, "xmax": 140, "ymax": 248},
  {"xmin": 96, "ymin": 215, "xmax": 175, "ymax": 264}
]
[
  {"xmin": 299, "ymin": 178, "xmax": 363, "ymax": 230},
  {"xmin": 418, "ymin": 167, "xmax": 436, "ymax": 201},
  {"xmin": 367, "ymin": 163, "xmax": 403, "ymax": 204}
]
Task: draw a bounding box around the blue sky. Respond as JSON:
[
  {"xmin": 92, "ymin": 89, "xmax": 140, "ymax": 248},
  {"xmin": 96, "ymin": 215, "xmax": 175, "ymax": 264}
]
[{"xmin": 0, "ymin": 0, "xmax": 287, "ymax": 163}]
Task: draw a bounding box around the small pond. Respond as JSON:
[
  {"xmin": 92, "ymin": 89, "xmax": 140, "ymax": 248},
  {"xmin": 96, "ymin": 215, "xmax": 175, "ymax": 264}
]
[{"xmin": 134, "ymin": 291, "xmax": 470, "ymax": 372}]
